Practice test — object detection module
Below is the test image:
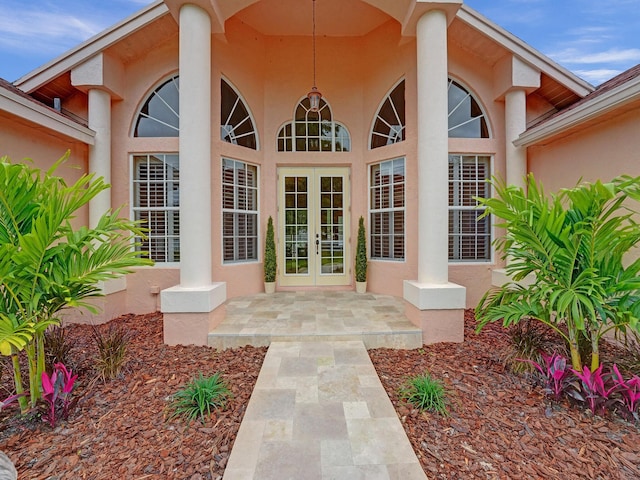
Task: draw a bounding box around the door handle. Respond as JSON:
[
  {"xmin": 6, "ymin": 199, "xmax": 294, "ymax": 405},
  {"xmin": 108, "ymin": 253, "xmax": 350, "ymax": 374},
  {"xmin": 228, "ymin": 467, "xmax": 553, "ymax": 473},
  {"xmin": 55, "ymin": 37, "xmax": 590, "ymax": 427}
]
[{"xmin": 316, "ymin": 234, "xmax": 319, "ymax": 254}]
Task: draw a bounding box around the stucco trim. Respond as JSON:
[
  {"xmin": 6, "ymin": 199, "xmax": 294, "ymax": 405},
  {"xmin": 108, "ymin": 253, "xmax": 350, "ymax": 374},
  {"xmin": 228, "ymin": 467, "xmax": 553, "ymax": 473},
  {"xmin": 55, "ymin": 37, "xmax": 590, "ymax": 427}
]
[
  {"xmin": 516, "ymin": 76, "xmax": 640, "ymax": 147},
  {"xmin": 0, "ymin": 87, "xmax": 95, "ymax": 144},
  {"xmin": 14, "ymin": 1, "xmax": 170, "ymax": 93},
  {"xmin": 457, "ymin": 5, "xmax": 593, "ymax": 98}
]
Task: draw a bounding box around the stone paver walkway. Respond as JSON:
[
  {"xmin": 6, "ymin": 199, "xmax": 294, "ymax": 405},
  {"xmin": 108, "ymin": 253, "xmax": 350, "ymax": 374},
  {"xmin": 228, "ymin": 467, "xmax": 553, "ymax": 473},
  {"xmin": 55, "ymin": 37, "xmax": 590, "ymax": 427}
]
[
  {"xmin": 223, "ymin": 340, "xmax": 427, "ymax": 480},
  {"xmin": 209, "ymin": 292, "xmax": 422, "ymax": 350}
]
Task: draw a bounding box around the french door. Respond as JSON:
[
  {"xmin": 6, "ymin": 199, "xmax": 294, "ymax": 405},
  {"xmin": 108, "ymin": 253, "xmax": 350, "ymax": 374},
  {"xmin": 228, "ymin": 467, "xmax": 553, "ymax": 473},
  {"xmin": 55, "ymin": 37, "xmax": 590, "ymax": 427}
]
[{"xmin": 278, "ymin": 167, "xmax": 350, "ymax": 286}]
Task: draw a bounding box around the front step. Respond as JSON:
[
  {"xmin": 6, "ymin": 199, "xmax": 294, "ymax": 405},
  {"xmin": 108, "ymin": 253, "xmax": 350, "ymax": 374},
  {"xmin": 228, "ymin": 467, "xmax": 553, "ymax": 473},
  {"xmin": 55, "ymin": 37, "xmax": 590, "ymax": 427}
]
[
  {"xmin": 208, "ymin": 329, "xmax": 423, "ymax": 350},
  {"xmin": 207, "ymin": 292, "xmax": 423, "ymax": 350}
]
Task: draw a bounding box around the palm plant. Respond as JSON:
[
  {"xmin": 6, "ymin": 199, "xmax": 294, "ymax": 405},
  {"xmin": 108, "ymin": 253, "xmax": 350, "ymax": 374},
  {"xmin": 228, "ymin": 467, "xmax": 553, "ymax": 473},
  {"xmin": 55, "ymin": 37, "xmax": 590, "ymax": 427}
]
[
  {"xmin": 476, "ymin": 174, "xmax": 640, "ymax": 372},
  {"xmin": 0, "ymin": 153, "xmax": 152, "ymax": 411}
]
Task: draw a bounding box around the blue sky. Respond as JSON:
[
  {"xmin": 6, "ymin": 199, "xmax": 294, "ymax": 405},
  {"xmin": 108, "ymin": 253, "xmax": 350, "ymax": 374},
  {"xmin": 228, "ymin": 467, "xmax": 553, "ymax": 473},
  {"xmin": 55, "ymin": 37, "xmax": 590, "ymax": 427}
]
[{"xmin": 1, "ymin": 0, "xmax": 638, "ymax": 86}]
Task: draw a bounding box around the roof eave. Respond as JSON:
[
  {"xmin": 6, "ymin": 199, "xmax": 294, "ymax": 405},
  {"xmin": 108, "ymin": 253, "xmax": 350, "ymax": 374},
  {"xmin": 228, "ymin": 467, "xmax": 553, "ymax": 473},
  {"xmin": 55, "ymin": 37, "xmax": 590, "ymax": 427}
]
[
  {"xmin": 14, "ymin": 0, "xmax": 169, "ymax": 94},
  {"xmin": 0, "ymin": 88, "xmax": 95, "ymax": 144},
  {"xmin": 456, "ymin": 5, "xmax": 594, "ymax": 98},
  {"xmin": 515, "ymin": 77, "xmax": 640, "ymax": 147}
]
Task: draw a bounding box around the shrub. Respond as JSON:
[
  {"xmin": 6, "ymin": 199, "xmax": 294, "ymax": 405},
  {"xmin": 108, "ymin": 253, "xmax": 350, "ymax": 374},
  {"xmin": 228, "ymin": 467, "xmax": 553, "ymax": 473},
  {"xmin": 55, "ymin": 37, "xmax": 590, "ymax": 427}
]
[
  {"xmin": 522, "ymin": 352, "xmax": 578, "ymax": 401},
  {"xmin": 476, "ymin": 174, "xmax": 640, "ymax": 372},
  {"xmin": 616, "ymin": 331, "xmax": 640, "ymax": 374},
  {"xmin": 0, "ymin": 153, "xmax": 151, "ymax": 412},
  {"xmin": 399, "ymin": 372, "xmax": 448, "ymax": 416},
  {"xmin": 44, "ymin": 326, "xmax": 74, "ymax": 372},
  {"xmin": 264, "ymin": 216, "xmax": 277, "ymax": 283},
  {"xmin": 169, "ymin": 372, "xmax": 231, "ymax": 424},
  {"xmin": 41, "ymin": 363, "xmax": 78, "ymax": 427},
  {"xmin": 355, "ymin": 216, "xmax": 367, "ymax": 283},
  {"xmin": 525, "ymin": 353, "xmax": 640, "ymax": 420},
  {"xmin": 502, "ymin": 319, "xmax": 557, "ymax": 374},
  {"xmin": 92, "ymin": 323, "xmax": 130, "ymax": 382}
]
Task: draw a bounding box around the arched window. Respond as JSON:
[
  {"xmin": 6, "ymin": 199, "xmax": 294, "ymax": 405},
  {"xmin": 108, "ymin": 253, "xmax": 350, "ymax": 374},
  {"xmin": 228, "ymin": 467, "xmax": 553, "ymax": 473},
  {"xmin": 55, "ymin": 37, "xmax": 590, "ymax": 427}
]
[
  {"xmin": 277, "ymin": 97, "xmax": 350, "ymax": 152},
  {"xmin": 221, "ymin": 79, "xmax": 258, "ymax": 150},
  {"xmin": 369, "ymin": 78, "xmax": 489, "ymax": 147},
  {"xmin": 134, "ymin": 75, "xmax": 179, "ymax": 137},
  {"xmin": 448, "ymin": 79, "xmax": 489, "ymax": 138},
  {"xmin": 370, "ymin": 80, "xmax": 405, "ymax": 149},
  {"xmin": 133, "ymin": 76, "xmax": 259, "ymax": 149}
]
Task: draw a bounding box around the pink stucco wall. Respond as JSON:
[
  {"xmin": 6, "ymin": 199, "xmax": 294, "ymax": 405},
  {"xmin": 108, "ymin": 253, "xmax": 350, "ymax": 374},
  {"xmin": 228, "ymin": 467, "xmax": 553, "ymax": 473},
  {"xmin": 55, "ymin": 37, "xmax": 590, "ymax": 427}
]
[
  {"xmin": 11, "ymin": 3, "xmax": 550, "ymax": 316},
  {"xmin": 0, "ymin": 112, "xmax": 90, "ymax": 227},
  {"xmin": 96, "ymin": 9, "xmax": 508, "ymax": 307},
  {"xmin": 529, "ymin": 106, "xmax": 640, "ymax": 191}
]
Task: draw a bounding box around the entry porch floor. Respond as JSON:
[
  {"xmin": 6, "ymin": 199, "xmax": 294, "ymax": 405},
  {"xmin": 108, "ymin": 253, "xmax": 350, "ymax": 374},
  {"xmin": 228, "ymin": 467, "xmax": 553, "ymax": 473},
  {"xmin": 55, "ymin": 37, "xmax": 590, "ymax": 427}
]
[{"xmin": 208, "ymin": 291, "xmax": 423, "ymax": 350}]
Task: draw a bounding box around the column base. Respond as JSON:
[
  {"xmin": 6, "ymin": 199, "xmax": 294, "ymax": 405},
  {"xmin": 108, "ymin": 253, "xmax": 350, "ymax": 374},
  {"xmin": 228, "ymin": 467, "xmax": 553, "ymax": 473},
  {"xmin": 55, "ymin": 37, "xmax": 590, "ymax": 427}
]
[
  {"xmin": 403, "ymin": 280, "xmax": 466, "ymax": 344},
  {"xmin": 161, "ymin": 283, "xmax": 227, "ymax": 346}
]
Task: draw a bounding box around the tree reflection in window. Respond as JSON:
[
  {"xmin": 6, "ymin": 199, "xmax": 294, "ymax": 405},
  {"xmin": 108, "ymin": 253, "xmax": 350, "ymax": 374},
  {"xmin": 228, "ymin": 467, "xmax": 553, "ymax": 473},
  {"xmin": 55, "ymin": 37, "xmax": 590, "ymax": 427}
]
[
  {"xmin": 277, "ymin": 96, "xmax": 350, "ymax": 152},
  {"xmin": 134, "ymin": 76, "xmax": 179, "ymax": 137},
  {"xmin": 448, "ymin": 79, "xmax": 489, "ymax": 138},
  {"xmin": 370, "ymin": 80, "xmax": 405, "ymax": 149},
  {"xmin": 221, "ymin": 79, "xmax": 258, "ymax": 149}
]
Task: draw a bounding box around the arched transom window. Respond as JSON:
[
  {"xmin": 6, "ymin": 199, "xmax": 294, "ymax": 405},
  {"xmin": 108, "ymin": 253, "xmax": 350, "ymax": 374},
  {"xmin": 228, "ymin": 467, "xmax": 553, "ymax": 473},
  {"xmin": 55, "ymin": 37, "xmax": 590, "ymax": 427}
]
[
  {"xmin": 277, "ymin": 97, "xmax": 350, "ymax": 152},
  {"xmin": 448, "ymin": 79, "xmax": 489, "ymax": 138},
  {"xmin": 134, "ymin": 75, "xmax": 179, "ymax": 137},
  {"xmin": 370, "ymin": 80, "xmax": 405, "ymax": 149},
  {"xmin": 221, "ymin": 79, "xmax": 258, "ymax": 150},
  {"xmin": 369, "ymin": 78, "xmax": 489, "ymax": 148},
  {"xmin": 133, "ymin": 76, "xmax": 258, "ymax": 149}
]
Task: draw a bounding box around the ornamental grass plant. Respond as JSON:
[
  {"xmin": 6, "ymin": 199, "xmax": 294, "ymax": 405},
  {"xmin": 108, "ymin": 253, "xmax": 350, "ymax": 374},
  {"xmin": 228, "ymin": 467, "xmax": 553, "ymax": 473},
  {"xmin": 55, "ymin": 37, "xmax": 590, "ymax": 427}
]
[{"xmin": 169, "ymin": 372, "xmax": 232, "ymax": 424}]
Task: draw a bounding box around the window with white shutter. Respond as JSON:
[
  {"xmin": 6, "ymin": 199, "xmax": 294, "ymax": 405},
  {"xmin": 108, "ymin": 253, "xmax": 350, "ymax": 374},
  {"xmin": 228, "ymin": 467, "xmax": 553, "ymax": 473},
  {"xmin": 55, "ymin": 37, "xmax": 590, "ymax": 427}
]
[
  {"xmin": 132, "ymin": 154, "xmax": 180, "ymax": 263},
  {"xmin": 369, "ymin": 158, "xmax": 405, "ymax": 260},
  {"xmin": 448, "ymin": 154, "xmax": 491, "ymax": 262},
  {"xmin": 222, "ymin": 159, "xmax": 259, "ymax": 263}
]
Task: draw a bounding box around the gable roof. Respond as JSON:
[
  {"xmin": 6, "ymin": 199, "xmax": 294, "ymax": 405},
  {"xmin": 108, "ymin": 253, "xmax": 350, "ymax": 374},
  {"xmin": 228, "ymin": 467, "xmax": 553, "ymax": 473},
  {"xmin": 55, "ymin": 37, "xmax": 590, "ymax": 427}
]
[{"xmin": 516, "ymin": 64, "xmax": 640, "ymax": 147}]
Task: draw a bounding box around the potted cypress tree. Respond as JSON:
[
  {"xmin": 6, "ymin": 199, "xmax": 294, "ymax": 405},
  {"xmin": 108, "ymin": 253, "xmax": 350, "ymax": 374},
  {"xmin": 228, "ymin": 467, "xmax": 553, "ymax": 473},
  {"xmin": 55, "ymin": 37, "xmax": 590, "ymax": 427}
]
[
  {"xmin": 264, "ymin": 216, "xmax": 277, "ymax": 293},
  {"xmin": 355, "ymin": 216, "xmax": 368, "ymax": 293}
]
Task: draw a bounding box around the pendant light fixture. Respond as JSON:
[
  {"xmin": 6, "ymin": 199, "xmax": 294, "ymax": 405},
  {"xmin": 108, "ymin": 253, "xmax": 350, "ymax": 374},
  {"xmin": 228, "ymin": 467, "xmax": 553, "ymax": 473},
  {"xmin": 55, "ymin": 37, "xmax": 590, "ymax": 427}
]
[{"xmin": 307, "ymin": 0, "xmax": 322, "ymax": 112}]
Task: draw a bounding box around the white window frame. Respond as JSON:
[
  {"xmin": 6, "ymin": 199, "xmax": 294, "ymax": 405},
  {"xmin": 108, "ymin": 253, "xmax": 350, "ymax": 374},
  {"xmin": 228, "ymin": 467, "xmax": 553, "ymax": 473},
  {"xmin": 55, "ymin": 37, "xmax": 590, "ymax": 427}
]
[
  {"xmin": 277, "ymin": 96, "xmax": 351, "ymax": 152},
  {"xmin": 220, "ymin": 77, "xmax": 260, "ymax": 150},
  {"xmin": 221, "ymin": 158, "xmax": 260, "ymax": 264},
  {"xmin": 448, "ymin": 154, "xmax": 493, "ymax": 263},
  {"xmin": 369, "ymin": 157, "xmax": 406, "ymax": 261},
  {"xmin": 369, "ymin": 78, "xmax": 406, "ymax": 150},
  {"xmin": 132, "ymin": 75, "xmax": 180, "ymax": 138},
  {"xmin": 130, "ymin": 153, "xmax": 180, "ymax": 265}
]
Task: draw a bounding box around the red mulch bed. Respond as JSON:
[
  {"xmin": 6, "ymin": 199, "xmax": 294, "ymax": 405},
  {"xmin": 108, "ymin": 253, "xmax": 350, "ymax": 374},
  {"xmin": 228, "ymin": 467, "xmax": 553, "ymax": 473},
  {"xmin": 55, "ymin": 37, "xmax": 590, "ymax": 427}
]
[
  {"xmin": 370, "ymin": 310, "xmax": 640, "ymax": 480},
  {"xmin": 0, "ymin": 310, "xmax": 638, "ymax": 479}
]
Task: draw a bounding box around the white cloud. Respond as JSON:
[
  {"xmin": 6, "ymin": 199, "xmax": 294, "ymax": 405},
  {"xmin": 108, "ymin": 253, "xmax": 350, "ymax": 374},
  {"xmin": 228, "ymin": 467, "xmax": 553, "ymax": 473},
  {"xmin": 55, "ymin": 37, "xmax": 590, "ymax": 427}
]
[
  {"xmin": 574, "ymin": 69, "xmax": 622, "ymax": 85},
  {"xmin": 0, "ymin": 6, "xmax": 103, "ymax": 54},
  {"xmin": 548, "ymin": 48, "xmax": 640, "ymax": 65}
]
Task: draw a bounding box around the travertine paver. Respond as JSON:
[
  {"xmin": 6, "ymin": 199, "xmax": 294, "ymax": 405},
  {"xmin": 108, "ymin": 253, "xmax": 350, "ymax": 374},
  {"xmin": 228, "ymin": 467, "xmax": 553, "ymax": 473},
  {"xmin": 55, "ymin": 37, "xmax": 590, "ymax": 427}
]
[
  {"xmin": 208, "ymin": 292, "xmax": 422, "ymax": 349},
  {"xmin": 223, "ymin": 341, "xmax": 427, "ymax": 480}
]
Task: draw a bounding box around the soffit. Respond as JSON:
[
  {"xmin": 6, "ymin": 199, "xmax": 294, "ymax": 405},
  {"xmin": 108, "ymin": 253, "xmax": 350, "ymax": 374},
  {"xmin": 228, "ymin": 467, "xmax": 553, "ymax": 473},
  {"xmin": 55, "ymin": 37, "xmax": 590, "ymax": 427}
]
[
  {"xmin": 233, "ymin": 0, "xmax": 391, "ymax": 36},
  {"xmin": 449, "ymin": 13, "xmax": 586, "ymax": 110},
  {"xmin": 28, "ymin": 15, "xmax": 178, "ymax": 105},
  {"xmin": 106, "ymin": 14, "xmax": 178, "ymax": 65}
]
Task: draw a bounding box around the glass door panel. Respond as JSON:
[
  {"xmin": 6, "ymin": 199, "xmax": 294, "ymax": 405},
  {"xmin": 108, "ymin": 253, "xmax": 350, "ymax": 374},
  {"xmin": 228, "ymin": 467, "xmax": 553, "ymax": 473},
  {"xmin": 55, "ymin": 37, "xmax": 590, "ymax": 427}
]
[{"xmin": 278, "ymin": 167, "xmax": 350, "ymax": 286}]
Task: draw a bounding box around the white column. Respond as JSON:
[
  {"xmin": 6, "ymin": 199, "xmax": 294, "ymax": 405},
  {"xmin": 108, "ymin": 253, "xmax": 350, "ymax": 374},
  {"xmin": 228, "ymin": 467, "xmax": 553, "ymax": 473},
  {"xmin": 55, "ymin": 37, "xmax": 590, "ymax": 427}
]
[
  {"xmin": 87, "ymin": 88, "xmax": 111, "ymax": 228},
  {"xmin": 505, "ymin": 89, "xmax": 527, "ymax": 189},
  {"xmin": 416, "ymin": 9, "xmax": 449, "ymax": 285},
  {"xmin": 179, "ymin": 3, "xmax": 212, "ymax": 287}
]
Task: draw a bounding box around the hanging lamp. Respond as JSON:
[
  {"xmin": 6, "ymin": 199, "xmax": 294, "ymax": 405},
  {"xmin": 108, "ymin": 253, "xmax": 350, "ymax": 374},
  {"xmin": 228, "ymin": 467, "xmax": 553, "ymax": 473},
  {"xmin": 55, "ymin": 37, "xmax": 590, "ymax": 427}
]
[{"xmin": 307, "ymin": 0, "xmax": 322, "ymax": 112}]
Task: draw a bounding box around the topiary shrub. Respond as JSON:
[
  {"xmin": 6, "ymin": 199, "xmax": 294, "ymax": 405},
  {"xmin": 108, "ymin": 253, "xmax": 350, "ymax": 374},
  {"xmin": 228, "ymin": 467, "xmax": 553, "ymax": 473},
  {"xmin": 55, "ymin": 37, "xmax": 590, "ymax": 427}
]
[
  {"xmin": 355, "ymin": 216, "xmax": 367, "ymax": 283},
  {"xmin": 264, "ymin": 216, "xmax": 277, "ymax": 283}
]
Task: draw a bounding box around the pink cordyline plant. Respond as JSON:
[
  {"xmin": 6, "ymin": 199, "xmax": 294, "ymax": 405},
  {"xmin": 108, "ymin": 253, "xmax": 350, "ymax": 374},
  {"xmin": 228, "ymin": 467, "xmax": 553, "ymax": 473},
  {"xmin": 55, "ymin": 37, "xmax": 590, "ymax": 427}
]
[{"xmin": 41, "ymin": 363, "xmax": 78, "ymax": 427}]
